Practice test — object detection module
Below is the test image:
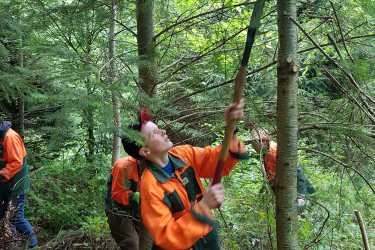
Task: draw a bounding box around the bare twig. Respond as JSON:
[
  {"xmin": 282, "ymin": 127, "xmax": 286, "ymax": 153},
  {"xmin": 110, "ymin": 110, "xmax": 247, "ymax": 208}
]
[
  {"xmin": 299, "ymin": 147, "xmax": 375, "ymax": 194},
  {"xmin": 175, "ymin": 131, "xmax": 215, "ymax": 145},
  {"xmin": 168, "ymin": 33, "xmax": 375, "ymax": 105},
  {"xmin": 167, "ymin": 109, "xmax": 225, "ymax": 124},
  {"xmin": 344, "ymin": 21, "xmax": 368, "ymax": 36},
  {"xmin": 155, "ymin": 9, "xmax": 238, "ymax": 48},
  {"xmin": 329, "ymin": 1, "xmax": 354, "ymax": 63},
  {"xmin": 290, "ymin": 17, "xmax": 375, "ymax": 106},
  {"xmin": 304, "ymin": 198, "xmax": 330, "ymax": 249},
  {"xmin": 36, "ymin": 0, "xmax": 80, "ymax": 56},
  {"xmin": 159, "ymin": 8, "xmax": 276, "ymax": 85},
  {"xmin": 299, "ymin": 112, "xmax": 330, "ymax": 122},
  {"xmin": 322, "ymin": 68, "xmax": 375, "ymax": 124},
  {"xmin": 299, "ymin": 123, "xmax": 375, "ymax": 139},
  {"xmin": 298, "ymin": 33, "xmax": 375, "ymax": 54},
  {"xmin": 113, "ymin": 19, "xmax": 137, "ymax": 37},
  {"xmin": 327, "ymin": 34, "xmax": 343, "ymax": 59},
  {"xmin": 170, "ymin": 61, "xmax": 276, "ymax": 106},
  {"xmin": 349, "ymin": 136, "xmax": 375, "ymax": 167},
  {"xmin": 154, "ymin": 1, "xmax": 255, "ymax": 40},
  {"xmin": 163, "ymin": 25, "xmax": 250, "ymax": 82}
]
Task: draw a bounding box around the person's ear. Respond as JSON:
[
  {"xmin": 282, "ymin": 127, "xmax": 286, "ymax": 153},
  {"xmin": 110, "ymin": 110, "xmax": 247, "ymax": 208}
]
[{"xmin": 139, "ymin": 147, "xmax": 150, "ymax": 158}]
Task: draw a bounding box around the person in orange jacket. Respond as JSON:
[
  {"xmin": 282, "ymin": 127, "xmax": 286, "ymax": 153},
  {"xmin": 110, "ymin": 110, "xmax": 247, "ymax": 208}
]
[
  {"xmin": 121, "ymin": 101, "xmax": 248, "ymax": 250},
  {"xmin": 105, "ymin": 152, "xmax": 153, "ymax": 250},
  {"xmin": 250, "ymin": 128, "xmax": 315, "ymax": 206},
  {"xmin": 0, "ymin": 121, "xmax": 37, "ymax": 248},
  {"xmin": 250, "ymin": 128, "xmax": 277, "ymax": 183}
]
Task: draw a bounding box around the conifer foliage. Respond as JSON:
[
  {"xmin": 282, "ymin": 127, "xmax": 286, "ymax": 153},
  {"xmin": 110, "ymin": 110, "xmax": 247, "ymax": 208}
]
[{"xmin": 0, "ymin": 0, "xmax": 374, "ymax": 249}]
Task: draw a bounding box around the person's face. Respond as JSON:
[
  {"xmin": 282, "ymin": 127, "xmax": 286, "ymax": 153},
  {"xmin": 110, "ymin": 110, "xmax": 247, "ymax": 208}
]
[
  {"xmin": 140, "ymin": 121, "xmax": 173, "ymax": 157},
  {"xmin": 259, "ymin": 135, "xmax": 270, "ymax": 151},
  {"xmin": 251, "ymin": 130, "xmax": 270, "ymax": 153}
]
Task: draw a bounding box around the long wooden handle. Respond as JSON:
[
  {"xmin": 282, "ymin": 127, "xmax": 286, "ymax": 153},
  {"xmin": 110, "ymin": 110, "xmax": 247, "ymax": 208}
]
[
  {"xmin": 212, "ymin": 0, "xmax": 266, "ymax": 185},
  {"xmin": 212, "ymin": 66, "xmax": 247, "ymax": 184}
]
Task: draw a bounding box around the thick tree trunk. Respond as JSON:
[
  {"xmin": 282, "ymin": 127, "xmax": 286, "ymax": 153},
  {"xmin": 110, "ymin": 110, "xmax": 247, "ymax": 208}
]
[
  {"xmin": 275, "ymin": 0, "xmax": 299, "ymax": 249},
  {"xmin": 109, "ymin": 0, "xmax": 121, "ymax": 164},
  {"xmin": 136, "ymin": 0, "xmax": 156, "ymax": 96},
  {"xmin": 134, "ymin": 3, "xmax": 156, "ymax": 249}
]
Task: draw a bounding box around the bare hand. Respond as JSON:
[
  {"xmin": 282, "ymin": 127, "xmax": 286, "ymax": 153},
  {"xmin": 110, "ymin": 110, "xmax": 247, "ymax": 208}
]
[
  {"xmin": 224, "ymin": 98, "xmax": 244, "ymax": 126},
  {"xmin": 200, "ymin": 183, "xmax": 224, "ymax": 209}
]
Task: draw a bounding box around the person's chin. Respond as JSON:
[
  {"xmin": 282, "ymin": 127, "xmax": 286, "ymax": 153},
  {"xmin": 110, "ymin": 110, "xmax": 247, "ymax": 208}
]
[{"xmin": 160, "ymin": 142, "xmax": 173, "ymax": 153}]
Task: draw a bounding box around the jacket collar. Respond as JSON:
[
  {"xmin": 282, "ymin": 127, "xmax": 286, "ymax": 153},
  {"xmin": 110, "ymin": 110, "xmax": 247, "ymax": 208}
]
[{"xmin": 142, "ymin": 154, "xmax": 186, "ymax": 183}]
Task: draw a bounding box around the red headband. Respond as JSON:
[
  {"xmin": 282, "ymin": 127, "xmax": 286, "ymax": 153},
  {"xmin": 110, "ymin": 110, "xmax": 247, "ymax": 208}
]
[{"xmin": 140, "ymin": 107, "xmax": 152, "ymax": 125}]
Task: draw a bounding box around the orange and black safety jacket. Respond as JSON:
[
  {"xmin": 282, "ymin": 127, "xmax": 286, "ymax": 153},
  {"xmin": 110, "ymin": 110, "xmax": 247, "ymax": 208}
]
[
  {"xmin": 140, "ymin": 138, "xmax": 248, "ymax": 250},
  {"xmin": 263, "ymin": 141, "xmax": 277, "ymax": 183},
  {"xmin": 0, "ymin": 128, "xmax": 30, "ymax": 200},
  {"xmin": 105, "ymin": 156, "xmax": 141, "ymax": 215}
]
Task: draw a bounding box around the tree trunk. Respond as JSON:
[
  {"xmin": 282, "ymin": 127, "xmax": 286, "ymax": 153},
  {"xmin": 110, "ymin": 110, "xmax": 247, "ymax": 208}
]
[
  {"xmin": 135, "ymin": 3, "xmax": 156, "ymax": 249},
  {"xmin": 136, "ymin": 0, "xmax": 156, "ymax": 96},
  {"xmin": 17, "ymin": 97, "xmax": 24, "ymax": 138},
  {"xmin": 275, "ymin": 0, "xmax": 299, "ymax": 249},
  {"xmin": 109, "ymin": 0, "xmax": 121, "ymax": 164},
  {"xmin": 18, "ymin": 35, "xmax": 24, "ymax": 137},
  {"xmin": 84, "ymin": 102, "xmax": 95, "ymax": 163},
  {"xmin": 13, "ymin": 34, "xmax": 25, "ymax": 137},
  {"xmin": 84, "ymin": 70, "xmax": 95, "ymax": 163},
  {"xmin": 11, "ymin": 98, "xmax": 24, "ymax": 137}
]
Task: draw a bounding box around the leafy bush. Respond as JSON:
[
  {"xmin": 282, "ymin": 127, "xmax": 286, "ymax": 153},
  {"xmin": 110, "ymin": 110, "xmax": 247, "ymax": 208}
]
[{"xmin": 27, "ymin": 156, "xmax": 110, "ymax": 236}]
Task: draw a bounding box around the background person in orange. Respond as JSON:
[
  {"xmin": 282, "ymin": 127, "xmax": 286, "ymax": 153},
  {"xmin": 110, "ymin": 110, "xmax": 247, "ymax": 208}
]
[
  {"xmin": 122, "ymin": 101, "xmax": 248, "ymax": 250},
  {"xmin": 104, "ymin": 129, "xmax": 153, "ymax": 250},
  {"xmin": 0, "ymin": 120, "xmax": 37, "ymax": 248},
  {"xmin": 250, "ymin": 128, "xmax": 315, "ymax": 206}
]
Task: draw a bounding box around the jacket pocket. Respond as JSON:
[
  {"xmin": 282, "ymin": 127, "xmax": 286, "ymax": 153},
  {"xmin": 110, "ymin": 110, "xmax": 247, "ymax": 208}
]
[{"xmin": 163, "ymin": 190, "xmax": 185, "ymax": 214}]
